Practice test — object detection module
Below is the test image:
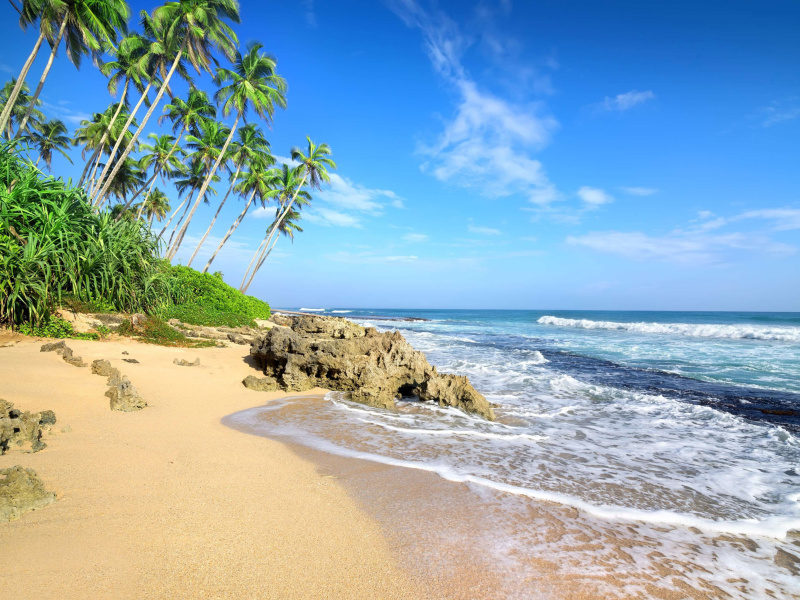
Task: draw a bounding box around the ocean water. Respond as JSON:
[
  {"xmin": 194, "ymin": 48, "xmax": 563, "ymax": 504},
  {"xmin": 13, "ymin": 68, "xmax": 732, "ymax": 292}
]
[{"xmin": 231, "ymin": 309, "xmax": 800, "ymax": 597}]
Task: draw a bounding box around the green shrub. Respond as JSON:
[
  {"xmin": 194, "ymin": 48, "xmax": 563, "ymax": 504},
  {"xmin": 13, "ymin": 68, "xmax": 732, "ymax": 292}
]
[
  {"xmin": 160, "ymin": 304, "xmax": 256, "ymax": 328},
  {"xmin": 118, "ymin": 315, "xmax": 215, "ymax": 348},
  {"xmin": 18, "ymin": 315, "xmax": 99, "ymax": 340}
]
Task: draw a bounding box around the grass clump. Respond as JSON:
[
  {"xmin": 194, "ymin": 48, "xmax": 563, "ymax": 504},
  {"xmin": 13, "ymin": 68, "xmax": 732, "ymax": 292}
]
[
  {"xmin": 118, "ymin": 316, "xmax": 215, "ymax": 348},
  {"xmin": 17, "ymin": 315, "xmax": 100, "ymax": 340}
]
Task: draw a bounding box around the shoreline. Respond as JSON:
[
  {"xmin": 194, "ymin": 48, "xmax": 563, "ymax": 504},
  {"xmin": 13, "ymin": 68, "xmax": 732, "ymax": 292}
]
[{"xmin": 0, "ymin": 335, "xmax": 423, "ymax": 599}]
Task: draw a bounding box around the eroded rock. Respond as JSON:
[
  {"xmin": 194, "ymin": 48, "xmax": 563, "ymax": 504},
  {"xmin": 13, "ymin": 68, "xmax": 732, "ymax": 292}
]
[
  {"xmin": 242, "ymin": 375, "xmax": 279, "ymax": 392},
  {"xmin": 250, "ymin": 315, "xmax": 495, "ymax": 420},
  {"xmin": 40, "ymin": 341, "xmax": 87, "ymax": 367},
  {"xmin": 173, "ymin": 358, "xmax": 200, "ymax": 367},
  {"xmin": 106, "ymin": 378, "xmax": 147, "ymax": 412},
  {"xmin": 0, "ymin": 466, "xmax": 56, "ymax": 522},
  {"xmin": 0, "ymin": 399, "xmax": 56, "ymax": 454}
]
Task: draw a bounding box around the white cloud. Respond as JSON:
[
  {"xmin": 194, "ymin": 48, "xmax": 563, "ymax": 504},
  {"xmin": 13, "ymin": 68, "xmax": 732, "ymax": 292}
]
[
  {"xmin": 302, "ymin": 0, "xmax": 316, "ymax": 26},
  {"xmin": 468, "ymin": 225, "xmax": 502, "ymax": 235},
  {"xmin": 621, "ymin": 186, "xmax": 657, "ymax": 196},
  {"xmin": 403, "ymin": 233, "xmax": 429, "ymax": 242},
  {"xmin": 577, "ymin": 186, "xmax": 613, "ymax": 206},
  {"xmin": 390, "ymin": 0, "xmax": 560, "ymax": 205},
  {"xmin": 304, "ymin": 208, "xmax": 362, "ymax": 228},
  {"xmin": 317, "ymin": 173, "xmax": 400, "ymax": 213},
  {"xmin": 761, "ymin": 99, "xmax": 800, "ymax": 126},
  {"xmin": 595, "ymin": 90, "xmax": 655, "ymax": 112},
  {"xmin": 384, "ymin": 255, "xmax": 419, "ymax": 262},
  {"xmin": 736, "ymin": 208, "xmax": 800, "ymax": 231}
]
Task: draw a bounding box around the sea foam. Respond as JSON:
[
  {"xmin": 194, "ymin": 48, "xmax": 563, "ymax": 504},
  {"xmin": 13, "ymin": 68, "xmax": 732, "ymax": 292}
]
[{"xmin": 537, "ymin": 315, "xmax": 800, "ymax": 342}]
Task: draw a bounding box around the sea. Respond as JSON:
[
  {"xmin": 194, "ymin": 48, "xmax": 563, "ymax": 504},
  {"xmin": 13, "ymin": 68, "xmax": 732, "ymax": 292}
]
[{"xmin": 228, "ymin": 309, "xmax": 800, "ymax": 598}]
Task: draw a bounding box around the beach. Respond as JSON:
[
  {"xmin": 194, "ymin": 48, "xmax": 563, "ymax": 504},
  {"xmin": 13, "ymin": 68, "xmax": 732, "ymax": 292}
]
[{"xmin": 0, "ymin": 334, "xmax": 422, "ymax": 599}]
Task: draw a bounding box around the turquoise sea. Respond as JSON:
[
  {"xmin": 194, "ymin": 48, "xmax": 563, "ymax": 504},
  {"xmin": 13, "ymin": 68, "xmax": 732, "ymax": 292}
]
[{"xmin": 231, "ymin": 309, "xmax": 800, "ymax": 598}]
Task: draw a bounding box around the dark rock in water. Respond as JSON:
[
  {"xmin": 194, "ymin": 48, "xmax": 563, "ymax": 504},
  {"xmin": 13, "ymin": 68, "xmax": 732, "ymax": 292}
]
[
  {"xmin": 0, "ymin": 466, "xmax": 56, "ymax": 522},
  {"xmin": 173, "ymin": 358, "xmax": 200, "ymax": 367},
  {"xmin": 0, "ymin": 399, "xmax": 55, "ymax": 454},
  {"xmin": 250, "ymin": 315, "xmax": 495, "ymax": 420},
  {"xmin": 40, "ymin": 341, "xmax": 87, "ymax": 367},
  {"xmin": 242, "ymin": 375, "xmax": 279, "ymax": 392},
  {"xmin": 106, "ymin": 378, "xmax": 146, "ymax": 412}
]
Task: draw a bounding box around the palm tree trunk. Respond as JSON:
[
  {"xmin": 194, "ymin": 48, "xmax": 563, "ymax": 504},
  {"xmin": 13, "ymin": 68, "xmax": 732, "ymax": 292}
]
[
  {"xmin": 78, "ymin": 146, "xmax": 100, "ymax": 186},
  {"xmin": 239, "ymin": 231, "xmax": 270, "ymax": 291},
  {"xmin": 202, "ymin": 189, "xmax": 256, "ymax": 273},
  {"xmin": 167, "ymin": 112, "xmax": 240, "ymax": 261},
  {"xmin": 95, "ymin": 42, "xmax": 187, "ymax": 207},
  {"xmin": 157, "ymin": 192, "xmax": 191, "ymax": 240},
  {"xmin": 166, "ymin": 190, "xmax": 194, "ymax": 249},
  {"xmin": 91, "ymin": 80, "xmax": 153, "ymax": 203},
  {"xmin": 186, "ymin": 162, "xmax": 243, "ymax": 267},
  {"xmin": 35, "ymin": 155, "xmax": 41, "ymax": 167},
  {"xmin": 16, "ymin": 14, "xmax": 68, "ymax": 137},
  {"xmin": 0, "ymin": 31, "xmax": 45, "ymax": 135},
  {"xmin": 242, "ymin": 233, "xmax": 281, "ymax": 294},
  {"xmin": 123, "ymin": 121, "xmax": 185, "ymax": 205},
  {"xmin": 82, "ymin": 81, "xmax": 128, "ymax": 189},
  {"xmin": 148, "ymin": 212, "xmax": 154, "ymax": 226},
  {"xmin": 135, "ymin": 175, "xmax": 159, "ymax": 220},
  {"xmin": 116, "ymin": 166, "xmax": 158, "ymax": 218}
]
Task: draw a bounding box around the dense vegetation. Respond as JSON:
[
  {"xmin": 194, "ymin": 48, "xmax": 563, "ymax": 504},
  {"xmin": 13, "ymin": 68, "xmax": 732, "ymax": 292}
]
[{"xmin": 0, "ymin": 0, "xmax": 343, "ymax": 336}]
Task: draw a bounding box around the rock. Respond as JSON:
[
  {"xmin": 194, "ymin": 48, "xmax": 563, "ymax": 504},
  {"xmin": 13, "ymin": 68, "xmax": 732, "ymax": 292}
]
[
  {"xmin": 40, "ymin": 341, "xmax": 87, "ymax": 367},
  {"xmin": 122, "ymin": 351, "xmax": 129, "ymax": 355},
  {"xmin": 122, "ymin": 358, "xmax": 139, "ymax": 364},
  {"xmin": 91, "ymin": 359, "xmax": 119, "ymax": 378},
  {"xmin": 0, "ymin": 399, "xmax": 55, "ymax": 454},
  {"xmin": 173, "ymin": 358, "xmax": 200, "ymax": 367},
  {"xmin": 242, "ymin": 375, "xmax": 279, "ymax": 392},
  {"xmin": 227, "ymin": 332, "xmax": 253, "ymax": 345},
  {"xmin": 106, "ymin": 377, "xmax": 147, "ymax": 412},
  {"xmin": 0, "ymin": 466, "xmax": 56, "ymax": 522},
  {"xmin": 249, "ymin": 315, "xmax": 495, "ymax": 420}
]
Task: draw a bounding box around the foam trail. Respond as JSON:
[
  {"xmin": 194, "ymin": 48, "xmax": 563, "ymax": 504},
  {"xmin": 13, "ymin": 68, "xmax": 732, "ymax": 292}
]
[
  {"xmin": 538, "ymin": 316, "xmax": 800, "ymax": 342},
  {"xmin": 299, "ymin": 308, "xmax": 326, "ymax": 312}
]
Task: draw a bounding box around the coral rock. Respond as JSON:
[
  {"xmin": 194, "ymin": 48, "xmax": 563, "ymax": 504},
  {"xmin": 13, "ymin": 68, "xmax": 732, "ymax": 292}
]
[{"xmin": 0, "ymin": 466, "xmax": 56, "ymax": 522}]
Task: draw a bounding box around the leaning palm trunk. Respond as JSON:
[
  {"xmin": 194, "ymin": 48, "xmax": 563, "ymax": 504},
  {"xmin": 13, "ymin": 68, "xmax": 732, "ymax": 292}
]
[
  {"xmin": 167, "ymin": 113, "xmax": 241, "ymax": 262},
  {"xmin": 186, "ymin": 162, "xmax": 243, "ymax": 267},
  {"xmin": 202, "ymin": 189, "xmax": 256, "ymax": 273},
  {"xmin": 81, "ymin": 81, "xmax": 129, "ymax": 188},
  {"xmin": 239, "ymin": 229, "xmax": 271, "ymax": 291},
  {"xmin": 95, "ymin": 41, "xmax": 188, "ymax": 207},
  {"xmin": 0, "ymin": 31, "xmax": 45, "ymax": 136},
  {"xmin": 91, "ymin": 80, "xmax": 153, "ymax": 203},
  {"xmin": 78, "ymin": 146, "xmax": 100, "ymax": 186},
  {"xmin": 116, "ymin": 167, "xmax": 158, "ymax": 219},
  {"xmin": 135, "ymin": 176, "xmax": 159, "ymax": 220},
  {"xmin": 242, "ymin": 233, "xmax": 280, "ymax": 294},
  {"xmin": 166, "ymin": 191, "xmax": 195, "ymax": 249},
  {"xmin": 157, "ymin": 191, "xmax": 192, "ymax": 240},
  {"xmin": 16, "ymin": 14, "xmax": 68, "ymax": 136}
]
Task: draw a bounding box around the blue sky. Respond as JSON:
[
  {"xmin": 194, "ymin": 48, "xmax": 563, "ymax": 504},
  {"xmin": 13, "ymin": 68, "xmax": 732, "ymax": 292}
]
[{"xmin": 3, "ymin": 0, "xmax": 799, "ymax": 310}]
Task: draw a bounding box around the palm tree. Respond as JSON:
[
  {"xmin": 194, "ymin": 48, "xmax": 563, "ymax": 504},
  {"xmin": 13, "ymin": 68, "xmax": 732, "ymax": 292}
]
[
  {"xmin": 0, "ymin": 0, "xmax": 56, "ymax": 136},
  {"xmin": 26, "ymin": 118, "xmax": 71, "ymax": 170},
  {"xmin": 167, "ymin": 43, "xmax": 286, "ymax": 262},
  {"xmin": 187, "ymin": 123, "xmax": 272, "ymax": 267},
  {"xmin": 202, "ymin": 154, "xmax": 278, "ymax": 273},
  {"xmin": 165, "ymin": 118, "xmax": 229, "ymax": 258},
  {"xmin": 158, "ymin": 155, "xmax": 219, "ymax": 246},
  {"xmin": 0, "ymin": 77, "xmax": 44, "ymax": 138},
  {"xmin": 105, "ymin": 156, "xmax": 145, "ymax": 206},
  {"xmin": 115, "ymin": 132, "xmax": 184, "ymax": 218},
  {"xmin": 134, "ymin": 187, "xmax": 170, "ymax": 224},
  {"xmin": 16, "ymin": 0, "xmax": 131, "ymax": 136},
  {"xmin": 74, "ymin": 105, "xmax": 137, "ymax": 188},
  {"xmin": 94, "ymin": 0, "xmax": 239, "ymax": 207},
  {"xmin": 240, "ymin": 138, "xmax": 334, "ymax": 292},
  {"xmin": 84, "ymin": 34, "xmax": 150, "ymax": 195}
]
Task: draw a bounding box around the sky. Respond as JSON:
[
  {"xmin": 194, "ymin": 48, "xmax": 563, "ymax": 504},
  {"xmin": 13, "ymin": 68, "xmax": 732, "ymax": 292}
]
[{"xmin": 2, "ymin": 0, "xmax": 799, "ymax": 310}]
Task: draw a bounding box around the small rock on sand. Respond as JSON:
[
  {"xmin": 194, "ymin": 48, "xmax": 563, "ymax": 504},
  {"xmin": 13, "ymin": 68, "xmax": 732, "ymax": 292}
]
[
  {"xmin": 242, "ymin": 375, "xmax": 279, "ymax": 392},
  {"xmin": 173, "ymin": 358, "xmax": 200, "ymax": 367},
  {"xmin": 0, "ymin": 466, "xmax": 56, "ymax": 522}
]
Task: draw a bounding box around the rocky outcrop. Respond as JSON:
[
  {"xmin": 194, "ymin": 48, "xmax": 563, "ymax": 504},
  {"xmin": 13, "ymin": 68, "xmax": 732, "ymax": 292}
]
[
  {"xmin": 168, "ymin": 321, "xmax": 259, "ymax": 346},
  {"xmin": 91, "ymin": 359, "xmax": 146, "ymax": 411},
  {"xmin": 40, "ymin": 340, "xmax": 87, "ymax": 367},
  {"xmin": 173, "ymin": 357, "xmax": 200, "ymax": 367},
  {"xmin": 0, "ymin": 466, "xmax": 56, "ymax": 522},
  {"xmin": 250, "ymin": 315, "xmax": 495, "ymax": 420},
  {"xmin": 0, "ymin": 399, "xmax": 56, "ymax": 454},
  {"xmin": 242, "ymin": 374, "xmax": 279, "ymax": 392}
]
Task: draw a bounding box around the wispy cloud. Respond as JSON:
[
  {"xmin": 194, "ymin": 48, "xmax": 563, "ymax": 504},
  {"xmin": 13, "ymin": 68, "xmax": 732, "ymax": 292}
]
[
  {"xmin": 389, "ymin": 0, "xmax": 560, "ymax": 205},
  {"xmin": 302, "ymin": 0, "xmax": 317, "ymax": 27},
  {"xmin": 621, "ymin": 186, "xmax": 657, "ymax": 196},
  {"xmin": 316, "ymin": 173, "xmax": 400, "ymax": 213},
  {"xmin": 760, "ymin": 99, "xmax": 800, "ymax": 127},
  {"xmin": 594, "ymin": 90, "xmax": 655, "ymax": 112},
  {"xmin": 468, "ymin": 225, "xmax": 502, "ymax": 235},
  {"xmin": 0, "ymin": 63, "xmax": 14, "ymax": 74},
  {"xmin": 403, "ymin": 232, "xmax": 429, "ymax": 242},
  {"xmin": 304, "ymin": 208, "xmax": 363, "ymax": 228},
  {"xmin": 41, "ymin": 100, "xmax": 91, "ymax": 125},
  {"xmin": 577, "ymin": 186, "xmax": 613, "ymax": 206}
]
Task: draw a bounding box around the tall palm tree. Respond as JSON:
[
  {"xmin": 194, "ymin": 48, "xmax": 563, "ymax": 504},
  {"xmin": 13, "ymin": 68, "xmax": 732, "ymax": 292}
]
[
  {"xmin": 84, "ymin": 34, "xmax": 150, "ymax": 195},
  {"xmin": 0, "ymin": 77, "xmax": 44, "ymax": 138},
  {"xmin": 134, "ymin": 187, "xmax": 170, "ymax": 224},
  {"xmin": 187, "ymin": 123, "xmax": 272, "ymax": 267},
  {"xmin": 74, "ymin": 105, "xmax": 137, "ymax": 187},
  {"xmin": 167, "ymin": 43, "xmax": 285, "ymax": 262},
  {"xmin": 240, "ymin": 138, "xmax": 334, "ymax": 292},
  {"xmin": 165, "ymin": 118, "xmax": 229, "ymax": 257},
  {"xmin": 0, "ymin": 0, "xmax": 57, "ymax": 136},
  {"xmin": 94, "ymin": 0, "xmax": 239, "ymax": 207},
  {"xmin": 240, "ymin": 162, "xmax": 312, "ymax": 293},
  {"xmin": 202, "ymin": 154, "xmax": 278, "ymax": 273},
  {"xmin": 16, "ymin": 0, "xmax": 131, "ymax": 136},
  {"xmin": 26, "ymin": 118, "xmax": 71, "ymax": 170},
  {"xmin": 105, "ymin": 156, "xmax": 145, "ymax": 205},
  {"xmin": 115, "ymin": 132, "xmax": 184, "ymax": 218},
  {"xmin": 158, "ymin": 155, "xmax": 219, "ymax": 246}
]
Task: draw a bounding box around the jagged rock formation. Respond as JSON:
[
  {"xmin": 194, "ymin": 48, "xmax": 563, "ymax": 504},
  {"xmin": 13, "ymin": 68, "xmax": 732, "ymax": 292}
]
[
  {"xmin": 242, "ymin": 375, "xmax": 279, "ymax": 392},
  {"xmin": 40, "ymin": 340, "xmax": 87, "ymax": 367},
  {"xmin": 91, "ymin": 360, "xmax": 147, "ymax": 412},
  {"xmin": 0, "ymin": 399, "xmax": 56, "ymax": 454},
  {"xmin": 173, "ymin": 358, "xmax": 200, "ymax": 367},
  {"xmin": 250, "ymin": 315, "xmax": 495, "ymax": 420},
  {"xmin": 0, "ymin": 466, "xmax": 56, "ymax": 522},
  {"xmin": 168, "ymin": 321, "xmax": 259, "ymax": 346}
]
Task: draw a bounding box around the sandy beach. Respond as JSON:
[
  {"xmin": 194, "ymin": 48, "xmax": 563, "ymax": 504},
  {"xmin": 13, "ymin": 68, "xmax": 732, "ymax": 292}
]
[{"xmin": 0, "ymin": 335, "xmax": 422, "ymax": 599}]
